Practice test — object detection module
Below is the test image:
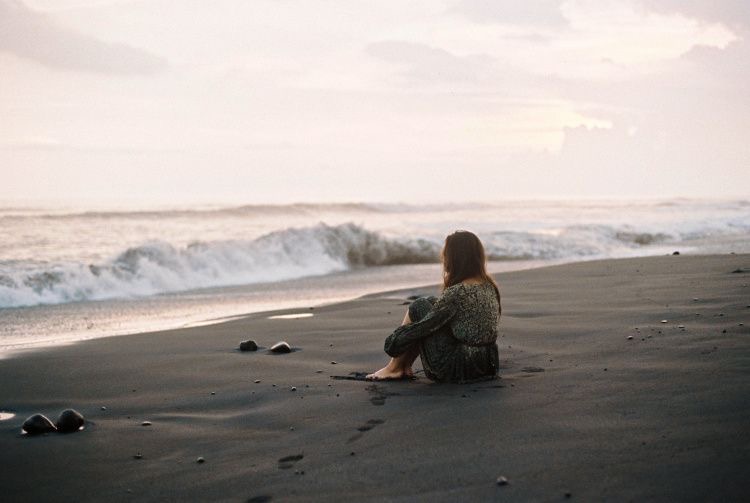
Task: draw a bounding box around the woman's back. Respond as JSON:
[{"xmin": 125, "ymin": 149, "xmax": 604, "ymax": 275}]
[{"xmin": 449, "ymin": 282, "xmax": 500, "ymax": 346}]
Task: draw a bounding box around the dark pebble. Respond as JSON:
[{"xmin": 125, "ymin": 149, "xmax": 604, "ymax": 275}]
[
  {"xmin": 141, "ymin": 421, "xmax": 152, "ymax": 426},
  {"xmin": 672, "ymin": 251, "xmax": 680, "ymax": 255},
  {"xmin": 197, "ymin": 457, "xmax": 205, "ymax": 464},
  {"xmin": 331, "ymin": 361, "xmax": 337, "ymax": 365},
  {"xmin": 239, "ymin": 340, "xmax": 258, "ymax": 351},
  {"xmin": 565, "ymin": 492, "xmax": 572, "ymax": 498},
  {"xmin": 270, "ymin": 341, "xmax": 292, "ymax": 353},
  {"xmin": 496, "ymin": 476, "xmax": 509, "ymax": 486},
  {"xmin": 254, "ymin": 380, "xmax": 261, "ymax": 383},
  {"xmin": 56, "ymin": 409, "xmax": 85, "ymax": 433},
  {"xmin": 134, "ymin": 453, "xmax": 143, "ymax": 460},
  {"xmin": 22, "ymin": 414, "xmax": 56, "ymax": 435}
]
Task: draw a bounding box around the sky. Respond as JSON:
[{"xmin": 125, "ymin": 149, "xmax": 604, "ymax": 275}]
[{"xmin": 1, "ymin": 0, "xmax": 748, "ymax": 205}]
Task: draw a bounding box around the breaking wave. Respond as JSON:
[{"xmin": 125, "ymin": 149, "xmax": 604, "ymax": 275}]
[
  {"xmin": 0, "ymin": 217, "xmax": 745, "ymax": 308},
  {"xmin": 0, "ymin": 223, "xmax": 440, "ymax": 308}
]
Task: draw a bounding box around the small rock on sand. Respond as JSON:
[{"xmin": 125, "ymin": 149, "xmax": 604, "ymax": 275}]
[
  {"xmin": 660, "ymin": 320, "xmax": 668, "ymax": 323},
  {"xmin": 496, "ymin": 476, "xmax": 509, "ymax": 486},
  {"xmin": 627, "ymin": 336, "xmax": 633, "ymax": 340},
  {"xmin": 672, "ymin": 251, "xmax": 680, "ymax": 255},
  {"xmin": 254, "ymin": 379, "xmax": 261, "ymax": 383},
  {"xmin": 141, "ymin": 421, "xmax": 152, "ymax": 426},
  {"xmin": 101, "ymin": 406, "xmax": 107, "ymax": 411},
  {"xmin": 270, "ymin": 341, "xmax": 292, "ymax": 353},
  {"xmin": 291, "ymin": 387, "xmax": 297, "ymax": 391},
  {"xmin": 331, "ymin": 361, "xmax": 337, "ymax": 365},
  {"xmin": 239, "ymin": 340, "xmax": 258, "ymax": 351},
  {"xmin": 197, "ymin": 457, "xmax": 205, "ymax": 464},
  {"xmin": 56, "ymin": 409, "xmax": 84, "ymax": 433},
  {"xmin": 678, "ymin": 325, "xmax": 685, "ymax": 329},
  {"xmin": 22, "ymin": 414, "xmax": 56, "ymax": 435}
]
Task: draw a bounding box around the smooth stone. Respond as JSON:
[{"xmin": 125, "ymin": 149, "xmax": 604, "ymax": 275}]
[
  {"xmin": 101, "ymin": 406, "xmax": 107, "ymax": 411},
  {"xmin": 56, "ymin": 409, "xmax": 85, "ymax": 433},
  {"xmin": 627, "ymin": 335, "xmax": 634, "ymax": 340},
  {"xmin": 678, "ymin": 325, "xmax": 685, "ymax": 329},
  {"xmin": 141, "ymin": 421, "xmax": 152, "ymax": 426},
  {"xmin": 254, "ymin": 380, "xmax": 261, "ymax": 383},
  {"xmin": 133, "ymin": 453, "xmax": 143, "ymax": 459},
  {"xmin": 270, "ymin": 341, "xmax": 292, "ymax": 353},
  {"xmin": 496, "ymin": 476, "xmax": 509, "ymax": 486},
  {"xmin": 660, "ymin": 320, "xmax": 668, "ymax": 323},
  {"xmin": 197, "ymin": 457, "xmax": 205, "ymax": 464},
  {"xmin": 672, "ymin": 251, "xmax": 680, "ymax": 255},
  {"xmin": 22, "ymin": 414, "xmax": 56, "ymax": 435},
  {"xmin": 239, "ymin": 340, "xmax": 258, "ymax": 351}
]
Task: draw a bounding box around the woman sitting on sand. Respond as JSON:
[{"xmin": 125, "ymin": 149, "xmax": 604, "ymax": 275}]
[{"xmin": 367, "ymin": 230, "xmax": 501, "ymax": 383}]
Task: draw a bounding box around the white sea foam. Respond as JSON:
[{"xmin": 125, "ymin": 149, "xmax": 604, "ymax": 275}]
[{"xmin": 1, "ymin": 199, "xmax": 748, "ymax": 308}]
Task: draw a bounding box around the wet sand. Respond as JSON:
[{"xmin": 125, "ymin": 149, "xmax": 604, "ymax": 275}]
[{"xmin": 0, "ymin": 254, "xmax": 748, "ymax": 502}]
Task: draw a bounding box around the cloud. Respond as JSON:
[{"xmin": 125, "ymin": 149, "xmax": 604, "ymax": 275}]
[
  {"xmin": 636, "ymin": 0, "xmax": 750, "ymax": 31},
  {"xmin": 0, "ymin": 0, "xmax": 167, "ymax": 74},
  {"xmin": 450, "ymin": 0, "xmax": 567, "ymax": 27},
  {"xmin": 366, "ymin": 40, "xmax": 496, "ymax": 84}
]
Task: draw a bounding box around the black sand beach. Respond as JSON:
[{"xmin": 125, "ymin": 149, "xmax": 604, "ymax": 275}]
[{"xmin": 1, "ymin": 255, "xmax": 748, "ymax": 502}]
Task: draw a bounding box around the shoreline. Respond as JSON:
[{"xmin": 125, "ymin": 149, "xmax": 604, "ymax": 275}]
[
  {"xmin": 0, "ymin": 257, "xmax": 566, "ymax": 358},
  {"xmin": 1, "ymin": 254, "xmax": 748, "ymax": 501}
]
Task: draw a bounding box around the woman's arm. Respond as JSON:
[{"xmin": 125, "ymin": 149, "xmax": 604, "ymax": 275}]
[{"xmin": 383, "ymin": 288, "xmax": 459, "ymax": 356}]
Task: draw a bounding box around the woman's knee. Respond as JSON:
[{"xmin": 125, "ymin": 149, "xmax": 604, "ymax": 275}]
[{"xmin": 408, "ymin": 296, "xmax": 435, "ymax": 323}]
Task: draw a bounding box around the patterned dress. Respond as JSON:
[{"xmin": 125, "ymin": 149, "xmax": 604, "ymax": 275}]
[{"xmin": 384, "ymin": 282, "xmax": 501, "ymax": 383}]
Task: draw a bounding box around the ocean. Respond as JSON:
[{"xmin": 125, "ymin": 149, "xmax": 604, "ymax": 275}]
[{"xmin": 1, "ymin": 198, "xmax": 748, "ymax": 355}]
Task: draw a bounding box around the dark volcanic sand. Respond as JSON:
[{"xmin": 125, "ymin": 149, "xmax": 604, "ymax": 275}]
[{"xmin": 0, "ymin": 255, "xmax": 749, "ymax": 502}]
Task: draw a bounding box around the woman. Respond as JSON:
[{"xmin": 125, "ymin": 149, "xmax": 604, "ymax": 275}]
[{"xmin": 366, "ymin": 230, "xmax": 502, "ymax": 383}]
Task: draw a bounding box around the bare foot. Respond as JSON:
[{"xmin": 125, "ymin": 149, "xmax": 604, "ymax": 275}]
[{"xmin": 366, "ymin": 366, "xmax": 409, "ymax": 381}]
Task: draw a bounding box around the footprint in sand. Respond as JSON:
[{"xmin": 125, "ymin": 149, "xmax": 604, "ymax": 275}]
[
  {"xmin": 521, "ymin": 366, "xmax": 545, "ymax": 373},
  {"xmin": 277, "ymin": 454, "xmax": 303, "ymax": 470},
  {"xmin": 246, "ymin": 496, "xmax": 273, "ymax": 503},
  {"xmin": 366, "ymin": 384, "xmax": 400, "ymax": 406},
  {"xmin": 348, "ymin": 419, "xmax": 385, "ymax": 443}
]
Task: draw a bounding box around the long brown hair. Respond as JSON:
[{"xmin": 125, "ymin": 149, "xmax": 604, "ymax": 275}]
[{"xmin": 441, "ymin": 230, "xmax": 501, "ymax": 313}]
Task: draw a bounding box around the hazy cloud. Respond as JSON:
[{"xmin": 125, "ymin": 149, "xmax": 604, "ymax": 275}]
[
  {"xmin": 451, "ymin": 0, "xmax": 567, "ymax": 27},
  {"xmin": 0, "ymin": 0, "xmax": 167, "ymax": 74},
  {"xmin": 637, "ymin": 0, "xmax": 750, "ymax": 31},
  {"xmin": 366, "ymin": 40, "xmax": 497, "ymax": 84}
]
